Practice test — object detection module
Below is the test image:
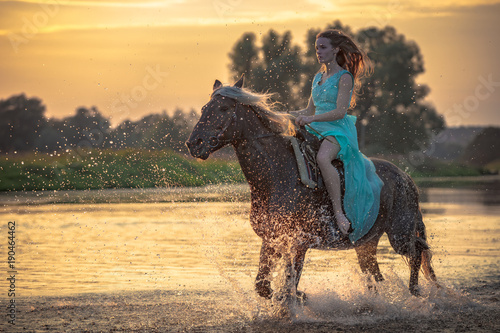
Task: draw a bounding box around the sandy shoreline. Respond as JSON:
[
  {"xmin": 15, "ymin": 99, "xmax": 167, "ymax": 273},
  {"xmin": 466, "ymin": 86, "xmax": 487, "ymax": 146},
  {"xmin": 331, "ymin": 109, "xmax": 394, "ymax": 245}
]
[{"xmin": 4, "ymin": 282, "xmax": 499, "ymax": 332}]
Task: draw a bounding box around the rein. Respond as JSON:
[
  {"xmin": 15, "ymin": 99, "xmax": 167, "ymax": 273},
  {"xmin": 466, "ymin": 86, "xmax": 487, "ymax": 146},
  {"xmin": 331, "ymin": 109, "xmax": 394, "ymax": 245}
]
[
  {"xmin": 208, "ymin": 99, "xmax": 333, "ymax": 149},
  {"xmin": 287, "ymin": 114, "xmax": 335, "ymax": 144}
]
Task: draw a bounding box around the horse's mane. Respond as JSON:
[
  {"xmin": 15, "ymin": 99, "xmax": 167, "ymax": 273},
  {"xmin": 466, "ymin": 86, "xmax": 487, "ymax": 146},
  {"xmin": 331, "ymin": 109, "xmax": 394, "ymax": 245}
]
[{"xmin": 212, "ymin": 86, "xmax": 297, "ymax": 136}]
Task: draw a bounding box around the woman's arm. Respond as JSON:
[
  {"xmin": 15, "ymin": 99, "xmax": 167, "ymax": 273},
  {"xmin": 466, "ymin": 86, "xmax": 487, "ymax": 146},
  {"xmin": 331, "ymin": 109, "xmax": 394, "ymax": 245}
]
[
  {"xmin": 289, "ymin": 95, "xmax": 315, "ymax": 117},
  {"xmin": 295, "ymin": 73, "xmax": 353, "ymax": 126}
]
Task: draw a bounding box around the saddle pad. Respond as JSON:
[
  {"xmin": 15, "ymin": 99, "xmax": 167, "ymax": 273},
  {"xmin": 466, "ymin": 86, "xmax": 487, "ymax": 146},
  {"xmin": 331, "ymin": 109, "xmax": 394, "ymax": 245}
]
[{"xmin": 288, "ymin": 136, "xmax": 321, "ymax": 189}]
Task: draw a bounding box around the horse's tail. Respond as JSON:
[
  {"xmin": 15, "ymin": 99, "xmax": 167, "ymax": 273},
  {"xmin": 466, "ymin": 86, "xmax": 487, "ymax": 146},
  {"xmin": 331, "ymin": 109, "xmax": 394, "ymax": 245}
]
[
  {"xmin": 416, "ymin": 220, "xmax": 438, "ymax": 283},
  {"xmin": 417, "ymin": 227, "xmax": 437, "ymax": 282},
  {"xmin": 421, "ymin": 247, "xmax": 437, "ymax": 282}
]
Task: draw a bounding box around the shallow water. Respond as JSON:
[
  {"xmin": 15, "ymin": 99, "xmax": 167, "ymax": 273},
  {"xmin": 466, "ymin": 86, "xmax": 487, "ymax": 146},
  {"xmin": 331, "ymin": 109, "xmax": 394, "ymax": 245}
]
[{"xmin": 0, "ymin": 178, "xmax": 499, "ymax": 330}]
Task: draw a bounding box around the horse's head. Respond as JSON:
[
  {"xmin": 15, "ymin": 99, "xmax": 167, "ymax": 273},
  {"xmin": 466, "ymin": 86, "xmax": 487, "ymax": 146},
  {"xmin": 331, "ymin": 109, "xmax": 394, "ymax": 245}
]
[{"xmin": 186, "ymin": 76, "xmax": 245, "ymax": 160}]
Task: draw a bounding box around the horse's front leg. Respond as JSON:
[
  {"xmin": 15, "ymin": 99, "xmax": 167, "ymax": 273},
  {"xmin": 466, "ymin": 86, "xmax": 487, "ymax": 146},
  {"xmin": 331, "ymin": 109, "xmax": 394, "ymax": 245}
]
[
  {"xmin": 255, "ymin": 240, "xmax": 279, "ymax": 299},
  {"xmin": 270, "ymin": 243, "xmax": 308, "ymax": 317},
  {"xmin": 293, "ymin": 246, "xmax": 308, "ymax": 304}
]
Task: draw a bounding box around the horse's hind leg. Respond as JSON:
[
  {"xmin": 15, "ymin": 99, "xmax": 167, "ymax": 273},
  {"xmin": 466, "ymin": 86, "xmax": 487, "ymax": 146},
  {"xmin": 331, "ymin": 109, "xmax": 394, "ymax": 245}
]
[
  {"xmin": 388, "ymin": 223, "xmax": 427, "ymax": 296},
  {"xmin": 355, "ymin": 239, "xmax": 384, "ymax": 291},
  {"xmin": 391, "ymin": 209, "xmax": 433, "ymax": 296},
  {"xmin": 409, "ymin": 238, "xmax": 427, "ymax": 296},
  {"xmin": 255, "ymin": 241, "xmax": 279, "ymax": 299}
]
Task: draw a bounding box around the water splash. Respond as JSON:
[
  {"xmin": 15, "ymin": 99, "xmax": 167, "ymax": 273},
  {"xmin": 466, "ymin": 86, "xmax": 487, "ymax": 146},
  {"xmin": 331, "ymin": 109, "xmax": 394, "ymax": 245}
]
[{"xmin": 290, "ymin": 264, "xmax": 477, "ymax": 325}]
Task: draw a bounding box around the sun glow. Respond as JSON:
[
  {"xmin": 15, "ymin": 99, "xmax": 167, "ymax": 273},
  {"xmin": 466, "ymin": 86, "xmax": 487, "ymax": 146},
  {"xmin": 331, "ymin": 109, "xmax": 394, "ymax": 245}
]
[{"xmin": 0, "ymin": 0, "xmax": 499, "ymax": 125}]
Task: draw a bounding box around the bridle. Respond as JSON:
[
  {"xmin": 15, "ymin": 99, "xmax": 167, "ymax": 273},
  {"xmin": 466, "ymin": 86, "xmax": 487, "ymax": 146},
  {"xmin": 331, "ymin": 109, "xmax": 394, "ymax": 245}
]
[
  {"xmin": 207, "ymin": 100, "xmax": 277, "ymax": 148},
  {"xmin": 208, "ymin": 102, "xmax": 239, "ymax": 148}
]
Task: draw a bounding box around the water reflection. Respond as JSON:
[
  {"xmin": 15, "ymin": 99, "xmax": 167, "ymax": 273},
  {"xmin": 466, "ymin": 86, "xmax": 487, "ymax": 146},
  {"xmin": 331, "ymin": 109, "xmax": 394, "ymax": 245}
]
[
  {"xmin": 0, "ymin": 177, "xmax": 498, "ymax": 298},
  {"xmin": 418, "ymin": 175, "xmax": 500, "ymax": 207},
  {"xmin": 0, "ymin": 184, "xmax": 251, "ymax": 206}
]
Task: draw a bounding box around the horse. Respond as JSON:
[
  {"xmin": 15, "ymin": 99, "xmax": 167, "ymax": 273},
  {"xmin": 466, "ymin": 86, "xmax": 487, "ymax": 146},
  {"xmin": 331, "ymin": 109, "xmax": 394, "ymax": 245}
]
[{"xmin": 186, "ymin": 76, "xmax": 438, "ymax": 313}]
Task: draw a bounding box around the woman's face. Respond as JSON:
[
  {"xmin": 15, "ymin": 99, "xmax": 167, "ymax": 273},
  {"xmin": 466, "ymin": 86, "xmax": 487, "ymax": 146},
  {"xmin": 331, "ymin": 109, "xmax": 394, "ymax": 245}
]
[{"xmin": 315, "ymin": 37, "xmax": 339, "ymax": 64}]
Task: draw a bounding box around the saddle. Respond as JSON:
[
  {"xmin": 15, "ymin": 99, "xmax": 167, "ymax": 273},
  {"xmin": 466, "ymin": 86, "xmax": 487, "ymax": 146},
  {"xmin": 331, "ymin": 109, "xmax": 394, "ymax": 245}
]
[{"xmin": 288, "ymin": 128, "xmax": 345, "ymax": 191}]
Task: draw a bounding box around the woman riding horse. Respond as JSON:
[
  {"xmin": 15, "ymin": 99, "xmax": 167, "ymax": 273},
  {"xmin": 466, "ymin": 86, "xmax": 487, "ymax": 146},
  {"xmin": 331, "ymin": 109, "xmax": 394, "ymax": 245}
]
[
  {"xmin": 291, "ymin": 29, "xmax": 383, "ymax": 243},
  {"xmin": 186, "ymin": 33, "xmax": 438, "ymax": 310}
]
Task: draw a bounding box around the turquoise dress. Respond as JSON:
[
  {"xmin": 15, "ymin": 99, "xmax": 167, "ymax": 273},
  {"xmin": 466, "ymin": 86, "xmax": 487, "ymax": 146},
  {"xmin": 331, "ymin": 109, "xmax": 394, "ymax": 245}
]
[{"xmin": 307, "ymin": 69, "xmax": 384, "ymax": 243}]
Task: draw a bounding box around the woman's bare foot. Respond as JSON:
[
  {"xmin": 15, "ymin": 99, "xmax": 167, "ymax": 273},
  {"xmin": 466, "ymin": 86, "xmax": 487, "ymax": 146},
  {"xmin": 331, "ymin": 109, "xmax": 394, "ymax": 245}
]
[{"xmin": 335, "ymin": 213, "xmax": 351, "ymax": 236}]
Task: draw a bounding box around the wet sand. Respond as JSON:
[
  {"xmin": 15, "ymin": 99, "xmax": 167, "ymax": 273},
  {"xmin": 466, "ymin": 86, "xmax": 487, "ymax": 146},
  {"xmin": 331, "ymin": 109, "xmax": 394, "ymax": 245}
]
[{"xmin": 9, "ymin": 282, "xmax": 500, "ymax": 332}]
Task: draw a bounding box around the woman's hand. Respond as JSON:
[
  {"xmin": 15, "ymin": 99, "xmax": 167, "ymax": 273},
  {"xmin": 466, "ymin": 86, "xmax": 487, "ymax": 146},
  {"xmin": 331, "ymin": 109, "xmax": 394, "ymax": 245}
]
[{"xmin": 295, "ymin": 115, "xmax": 314, "ymax": 127}]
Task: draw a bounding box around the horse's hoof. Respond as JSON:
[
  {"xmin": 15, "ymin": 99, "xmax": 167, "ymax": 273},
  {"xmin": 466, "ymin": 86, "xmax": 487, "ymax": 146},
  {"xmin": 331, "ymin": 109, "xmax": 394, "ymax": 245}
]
[
  {"xmin": 409, "ymin": 286, "xmax": 421, "ymax": 297},
  {"xmin": 356, "ymin": 304, "xmax": 374, "ymax": 315},
  {"xmin": 367, "ymin": 284, "xmax": 379, "ymax": 295},
  {"xmin": 256, "ymin": 280, "xmax": 273, "ymax": 299},
  {"xmin": 271, "ymin": 294, "xmax": 293, "ymax": 319},
  {"xmin": 271, "ymin": 304, "xmax": 291, "ymax": 319},
  {"xmin": 296, "ymin": 290, "xmax": 308, "ymax": 306}
]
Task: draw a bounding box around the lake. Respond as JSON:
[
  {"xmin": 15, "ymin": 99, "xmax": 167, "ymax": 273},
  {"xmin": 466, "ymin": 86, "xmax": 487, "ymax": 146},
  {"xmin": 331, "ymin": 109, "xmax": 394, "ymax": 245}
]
[{"xmin": 0, "ymin": 177, "xmax": 499, "ymax": 331}]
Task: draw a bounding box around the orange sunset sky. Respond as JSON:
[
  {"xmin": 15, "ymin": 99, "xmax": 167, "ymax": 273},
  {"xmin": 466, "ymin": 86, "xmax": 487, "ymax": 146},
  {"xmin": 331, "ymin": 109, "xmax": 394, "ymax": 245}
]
[{"xmin": 0, "ymin": 0, "xmax": 499, "ymax": 127}]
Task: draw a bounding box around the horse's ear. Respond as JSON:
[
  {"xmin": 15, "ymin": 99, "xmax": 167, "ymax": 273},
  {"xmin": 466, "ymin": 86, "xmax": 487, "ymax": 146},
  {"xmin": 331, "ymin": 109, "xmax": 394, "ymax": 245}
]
[
  {"xmin": 213, "ymin": 79, "xmax": 223, "ymax": 91},
  {"xmin": 234, "ymin": 74, "xmax": 245, "ymax": 89}
]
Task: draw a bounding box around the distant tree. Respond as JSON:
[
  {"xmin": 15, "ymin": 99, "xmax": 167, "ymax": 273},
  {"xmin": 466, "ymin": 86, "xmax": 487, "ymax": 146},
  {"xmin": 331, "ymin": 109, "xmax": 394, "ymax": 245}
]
[
  {"xmin": 168, "ymin": 108, "xmax": 199, "ymax": 152},
  {"xmin": 0, "ymin": 94, "xmax": 47, "ymax": 153},
  {"xmin": 108, "ymin": 119, "xmax": 141, "ymax": 149},
  {"xmin": 228, "ymin": 21, "xmax": 445, "ymax": 154},
  {"xmin": 228, "ymin": 32, "xmax": 259, "ymax": 83},
  {"xmin": 62, "ymin": 106, "xmax": 110, "ymax": 148},
  {"xmin": 461, "ymin": 127, "xmax": 500, "ymax": 166},
  {"xmin": 34, "ymin": 118, "xmax": 66, "ymax": 152},
  {"xmin": 228, "ymin": 29, "xmax": 306, "ymax": 110},
  {"xmin": 0, "ymin": 92, "xmax": 201, "ymax": 154},
  {"xmin": 353, "ymin": 26, "xmax": 444, "ymax": 153},
  {"xmin": 108, "ymin": 109, "xmax": 198, "ymax": 152}
]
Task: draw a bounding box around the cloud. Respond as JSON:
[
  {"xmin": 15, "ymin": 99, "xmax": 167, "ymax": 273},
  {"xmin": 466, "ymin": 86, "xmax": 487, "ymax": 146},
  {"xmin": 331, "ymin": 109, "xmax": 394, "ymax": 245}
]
[
  {"xmin": 343, "ymin": 0, "xmax": 500, "ymax": 16},
  {"xmin": 0, "ymin": 0, "xmax": 184, "ymax": 8},
  {"xmin": 0, "ymin": 0, "xmax": 337, "ymax": 35},
  {"xmin": 0, "ymin": 0, "xmax": 195, "ymax": 35},
  {"xmin": 1, "ymin": 0, "xmax": 498, "ymax": 126}
]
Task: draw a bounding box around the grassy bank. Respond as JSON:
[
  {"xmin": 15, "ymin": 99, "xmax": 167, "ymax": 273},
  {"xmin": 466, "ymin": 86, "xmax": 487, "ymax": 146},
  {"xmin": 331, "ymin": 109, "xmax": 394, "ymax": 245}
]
[
  {"xmin": 389, "ymin": 158, "xmax": 489, "ymax": 178},
  {"xmin": 0, "ymin": 149, "xmax": 493, "ymax": 192},
  {"xmin": 0, "ymin": 149, "xmax": 245, "ymax": 191}
]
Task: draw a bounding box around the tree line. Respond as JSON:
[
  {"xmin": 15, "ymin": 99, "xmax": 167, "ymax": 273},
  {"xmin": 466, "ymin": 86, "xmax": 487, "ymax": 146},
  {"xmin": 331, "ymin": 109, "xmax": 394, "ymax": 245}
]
[
  {"xmin": 2, "ymin": 21, "xmax": 446, "ymax": 156},
  {"xmin": 228, "ymin": 21, "xmax": 445, "ymax": 154},
  {"xmin": 0, "ymin": 93, "xmax": 199, "ymax": 154}
]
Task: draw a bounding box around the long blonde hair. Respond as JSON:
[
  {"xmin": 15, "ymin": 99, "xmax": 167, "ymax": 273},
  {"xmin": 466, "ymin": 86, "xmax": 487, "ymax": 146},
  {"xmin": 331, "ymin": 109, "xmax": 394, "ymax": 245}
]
[
  {"xmin": 212, "ymin": 85, "xmax": 296, "ymax": 136},
  {"xmin": 317, "ymin": 29, "xmax": 372, "ymax": 107}
]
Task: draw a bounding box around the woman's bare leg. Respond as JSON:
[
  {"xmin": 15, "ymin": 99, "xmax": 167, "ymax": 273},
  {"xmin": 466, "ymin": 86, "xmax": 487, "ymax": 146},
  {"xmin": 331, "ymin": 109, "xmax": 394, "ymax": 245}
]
[{"xmin": 316, "ymin": 136, "xmax": 350, "ymax": 235}]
